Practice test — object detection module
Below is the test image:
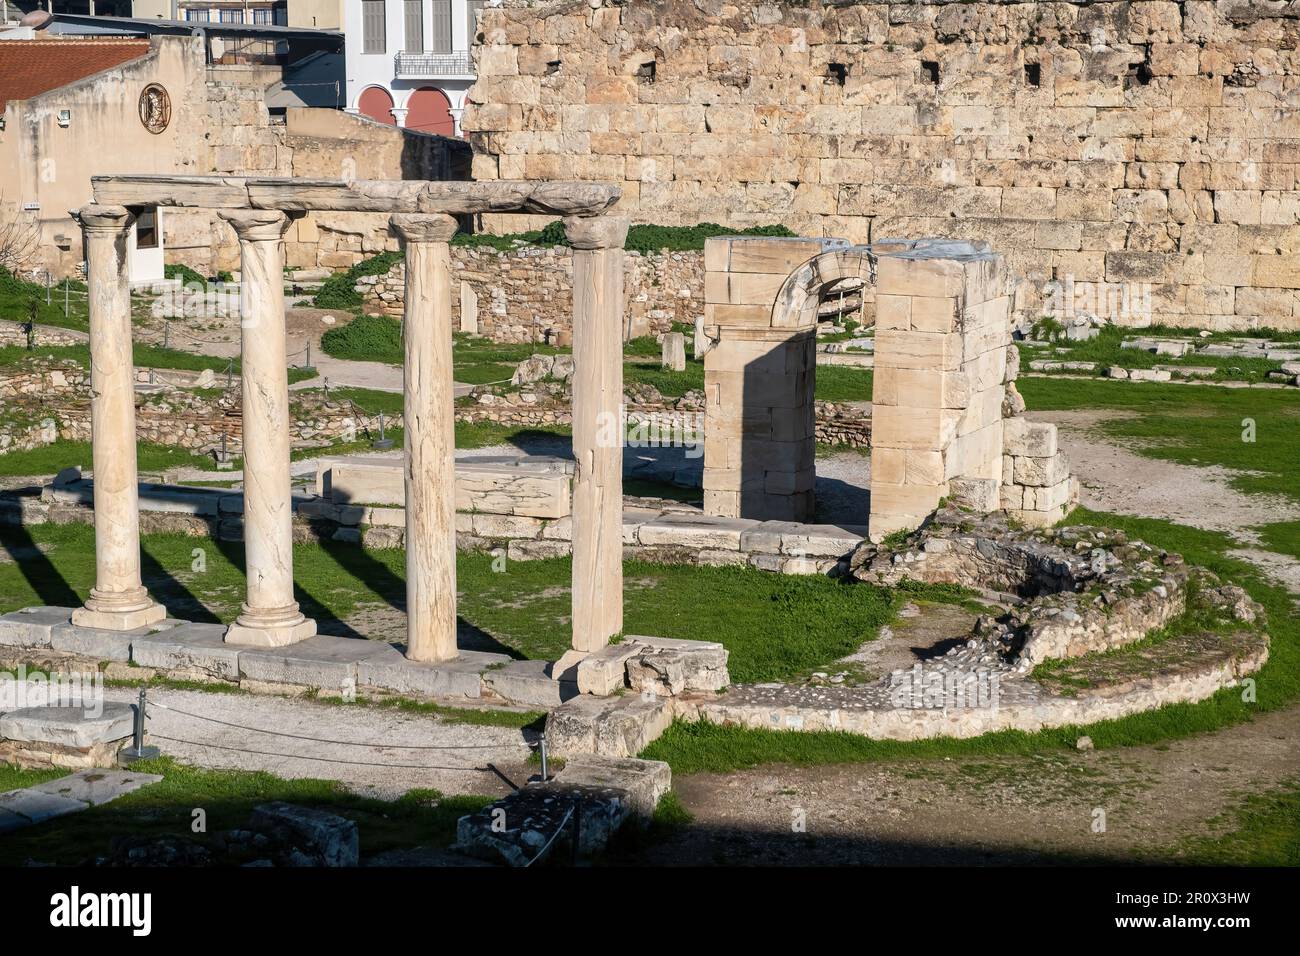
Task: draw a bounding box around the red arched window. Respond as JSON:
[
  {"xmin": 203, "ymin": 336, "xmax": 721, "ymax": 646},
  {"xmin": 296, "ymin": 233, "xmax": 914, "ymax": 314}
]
[
  {"xmin": 405, "ymin": 87, "xmax": 455, "ymax": 136},
  {"xmin": 357, "ymin": 86, "xmax": 396, "ymax": 125}
]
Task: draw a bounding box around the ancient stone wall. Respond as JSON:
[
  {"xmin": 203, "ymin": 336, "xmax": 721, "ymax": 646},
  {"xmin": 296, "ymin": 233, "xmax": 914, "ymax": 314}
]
[
  {"xmin": 359, "ymin": 244, "xmax": 702, "ymax": 342},
  {"xmin": 465, "ymin": 0, "xmax": 1300, "ymax": 332}
]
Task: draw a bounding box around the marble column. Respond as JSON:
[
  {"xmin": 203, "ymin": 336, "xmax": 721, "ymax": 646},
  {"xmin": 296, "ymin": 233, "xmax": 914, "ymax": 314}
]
[
  {"xmin": 220, "ymin": 210, "xmax": 316, "ymax": 647},
  {"xmin": 390, "ymin": 213, "xmax": 460, "ymax": 663},
  {"xmin": 71, "ymin": 205, "xmax": 167, "ymax": 632},
  {"xmin": 563, "ymin": 215, "xmax": 629, "ymax": 653}
]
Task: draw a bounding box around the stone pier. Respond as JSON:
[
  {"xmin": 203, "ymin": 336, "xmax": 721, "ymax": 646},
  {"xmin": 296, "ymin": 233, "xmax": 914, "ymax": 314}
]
[
  {"xmin": 220, "ymin": 210, "xmax": 317, "ymax": 648},
  {"xmin": 69, "ymin": 205, "xmax": 166, "ymax": 632},
  {"xmin": 391, "ymin": 213, "xmax": 460, "ymax": 663}
]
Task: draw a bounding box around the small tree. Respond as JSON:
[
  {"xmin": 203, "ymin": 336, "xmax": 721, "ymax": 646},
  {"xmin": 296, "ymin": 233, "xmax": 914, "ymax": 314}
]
[{"xmin": 0, "ymin": 198, "xmax": 40, "ymax": 276}]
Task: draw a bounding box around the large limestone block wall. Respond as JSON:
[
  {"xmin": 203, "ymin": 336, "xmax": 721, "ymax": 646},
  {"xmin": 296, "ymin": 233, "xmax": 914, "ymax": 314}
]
[
  {"xmin": 869, "ymin": 240, "xmax": 1012, "ymax": 540},
  {"xmin": 464, "ymin": 0, "xmax": 1300, "ymax": 331}
]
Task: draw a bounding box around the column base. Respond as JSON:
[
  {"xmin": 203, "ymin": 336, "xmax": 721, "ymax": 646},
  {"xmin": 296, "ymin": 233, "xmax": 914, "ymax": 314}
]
[
  {"xmin": 72, "ymin": 600, "xmax": 166, "ymax": 632},
  {"xmin": 225, "ymin": 611, "xmax": 317, "ymax": 648}
]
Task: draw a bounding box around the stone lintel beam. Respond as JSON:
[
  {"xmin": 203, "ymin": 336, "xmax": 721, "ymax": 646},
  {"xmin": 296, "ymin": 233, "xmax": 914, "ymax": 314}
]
[{"xmin": 92, "ymin": 175, "xmax": 622, "ymax": 217}]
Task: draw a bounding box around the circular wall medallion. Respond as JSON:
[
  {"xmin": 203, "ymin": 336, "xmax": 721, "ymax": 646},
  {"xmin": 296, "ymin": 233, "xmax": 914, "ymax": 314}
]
[{"xmin": 138, "ymin": 84, "xmax": 172, "ymax": 135}]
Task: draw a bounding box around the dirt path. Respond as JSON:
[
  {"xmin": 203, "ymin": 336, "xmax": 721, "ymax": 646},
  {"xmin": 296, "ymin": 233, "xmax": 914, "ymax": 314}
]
[
  {"xmin": 640, "ymin": 706, "xmax": 1298, "ymax": 865},
  {"xmin": 1032, "ymin": 409, "xmax": 1300, "ymax": 595}
]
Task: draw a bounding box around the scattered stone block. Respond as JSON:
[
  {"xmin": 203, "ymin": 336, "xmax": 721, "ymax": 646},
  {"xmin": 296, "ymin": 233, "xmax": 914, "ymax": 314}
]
[
  {"xmin": 637, "ymin": 512, "xmax": 755, "ymax": 550},
  {"xmin": 625, "ymin": 635, "xmax": 730, "ymax": 696},
  {"xmin": 552, "ymin": 754, "xmax": 671, "ymax": 818},
  {"xmin": 249, "ymin": 802, "xmax": 359, "ymax": 867},
  {"xmin": 454, "ymin": 783, "xmax": 630, "ymax": 867},
  {"xmin": 1129, "ymin": 368, "xmax": 1172, "ymax": 382},
  {"xmin": 29, "ymin": 768, "xmax": 163, "ymax": 806},
  {"xmin": 0, "ymin": 787, "xmax": 87, "ymax": 827},
  {"xmin": 575, "ymin": 643, "xmax": 642, "ymax": 696},
  {"xmin": 545, "ymin": 693, "xmax": 672, "ymax": 758},
  {"xmin": 0, "ymin": 702, "xmax": 135, "ymax": 769},
  {"xmin": 661, "ymin": 331, "xmax": 687, "ymax": 371}
]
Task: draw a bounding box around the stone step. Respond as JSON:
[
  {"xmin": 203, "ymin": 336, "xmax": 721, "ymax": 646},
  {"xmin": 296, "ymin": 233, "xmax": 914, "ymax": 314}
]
[{"xmin": 483, "ymin": 659, "xmax": 578, "ymax": 708}]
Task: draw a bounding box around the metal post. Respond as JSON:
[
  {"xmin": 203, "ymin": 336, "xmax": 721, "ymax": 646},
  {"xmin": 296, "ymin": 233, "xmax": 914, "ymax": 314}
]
[
  {"xmin": 64, "ymin": 278, "xmax": 69, "ymax": 317},
  {"xmin": 373, "ymin": 411, "xmax": 393, "ymax": 449},
  {"xmin": 569, "ymin": 796, "xmax": 582, "ymax": 866},
  {"xmin": 539, "ymin": 733, "xmax": 549, "ymax": 781},
  {"xmin": 120, "ymin": 686, "xmax": 160, "ymax": 765},
  {"xmin": 45, "ymin": 270, "xmax": 51, "ymax": 305},
  {"xmin": 304, "ymin": 341, "xmax": 313, "ymax": 371},
  {"xmin": 164, "ymin": 321, "xmax": 170, "ymax": 349}
]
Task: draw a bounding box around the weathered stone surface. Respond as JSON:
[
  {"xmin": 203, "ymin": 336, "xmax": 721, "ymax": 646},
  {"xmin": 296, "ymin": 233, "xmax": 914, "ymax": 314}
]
[
  {"xmin": 0, "ymin": 788, "xmax": 87, "ymax": 827},
  {"xmin": 29, "ymin": 768, "xmax": 163, "ymax": 806},
  {"xmin": 0, "ymin": 703, "xmax": 134, "ymax": 750},
  {"xmin": 248, "ymin": 802, "xmax": 359, "ymax": 867},
  {"xmin": 544, "ymin": 693, "xmax": 672, "ymax": 758},
  {"xmin": 49, "ymin": 620, "xmax": 179, "ymax": 663},
  {"xmin": 552, "ymin": 754, "xmax": 671, "ymax": 819},
  {"xmin": 483, "ymin": 659, "xmax": 578, "ymax": 708},
  {"xmin": 637, "ymin": 512, "xmax": 756, "ymax": 550},
  {"xmin": 131, "ymin": 621, "xmax": 239, "ymax": 680},
  {"xmin": 454, "ymin": 782, "xmax": 630, "ymax": 866},
  {"xmin": 575, "ymin": 642, "xmax": 642, "ymax": 696},
  {"xmin": 357, "ymin": 647, "xmax": 510, "ymax": 699},
  {"xmin": 0, "ymin": 606, "xmax": 73, "ymax": 648},
  {"xmin": 624, "ymin": 636, "xmax": 730, "ymax": 696},
  {"xmin": 237, "ymin": 635, "xmax": 395, "ymax": 691}
]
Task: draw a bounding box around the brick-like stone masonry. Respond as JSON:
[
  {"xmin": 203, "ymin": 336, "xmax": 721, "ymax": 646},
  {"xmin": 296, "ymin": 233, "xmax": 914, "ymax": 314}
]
[{"xmin": 466, "ymin": 0, "xmax": 1300, "ymax": 332}]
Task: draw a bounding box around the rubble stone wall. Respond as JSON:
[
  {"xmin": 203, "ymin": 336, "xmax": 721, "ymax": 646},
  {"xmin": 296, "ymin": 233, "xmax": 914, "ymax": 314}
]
[
  {"xmin": 360, "ymin": 244, "xmax": 703, "ymax": 343},
  {"xmin": 465, "ymin": 0, "xmax": 1300, "ymax": 332}
]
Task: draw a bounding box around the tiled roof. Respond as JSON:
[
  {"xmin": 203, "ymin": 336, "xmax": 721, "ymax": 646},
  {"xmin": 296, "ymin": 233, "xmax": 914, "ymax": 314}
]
[{"xmin": 0, "ymin": 38, "xmax": 151, "ymax": 112}]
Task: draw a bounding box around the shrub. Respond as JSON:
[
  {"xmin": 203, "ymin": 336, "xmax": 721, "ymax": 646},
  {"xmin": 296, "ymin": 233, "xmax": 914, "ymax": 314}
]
[
  {"xmin": 164, "ymin": 263, "xmax": 209, "ymax": 288},
  {"xmin": 320, "ymin": 313, "xmax": 403, "ymax": 363},
  {"xmin": 312, "ymin": 250, "xmax": 404, "ymax": 310}
]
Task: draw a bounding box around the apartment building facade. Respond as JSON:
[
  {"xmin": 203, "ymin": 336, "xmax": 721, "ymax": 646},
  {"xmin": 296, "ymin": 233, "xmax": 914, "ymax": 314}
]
[{"xmin": 344, "ymin": 0, "xmax": 494, "ymax": 136}]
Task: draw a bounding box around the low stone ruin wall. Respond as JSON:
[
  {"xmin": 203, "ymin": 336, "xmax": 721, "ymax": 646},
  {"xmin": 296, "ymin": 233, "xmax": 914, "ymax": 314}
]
[{"xmin": 360, "ymin": 245, "xmax": 704, "ymax": 343}]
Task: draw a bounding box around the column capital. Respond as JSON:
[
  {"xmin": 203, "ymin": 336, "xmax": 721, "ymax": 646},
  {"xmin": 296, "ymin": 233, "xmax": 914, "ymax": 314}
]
[
  {"xmin": 390, "ymin": 213, "xmax": 458, "ymax": 244},
  {"xmin": 219, "ymin": 209, "xmax": 296, "ymax": 242},
  {"xmin": 563, "ymin": 215, "xmax": 629, "ymax": 250},
  {"xmin": 72, "ymin": 204, "xmax": 135, "ymax": 235}
]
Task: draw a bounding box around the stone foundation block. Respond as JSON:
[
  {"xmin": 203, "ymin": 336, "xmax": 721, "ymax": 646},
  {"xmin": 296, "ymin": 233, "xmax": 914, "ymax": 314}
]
[
  {"xmin": 624, "ymin": 635, "xmax": 730, "ymax": 696},
  {"xmin": 545, "ymin": 693, "xmax": 672, "ymax": 758},
  {"xmin": 1003, "ymin": 417, "xmax": 1059, "ymax": 457},
  {"xmin": 575, "ymin": 643, "xmax": 643, "ymax": 696},
  {"xmin": 0, "ymin": 702, "xmax": 135, "ymax": 770},
  {"xmin": 357, "ymin": 647, "xmax": 510, "ymax": 700},
  {"xmin": 484, "ymin": 659, "xmax": 578, "ymax": 708},
  {"xmin": 552, "ymin": 754, "xmax": 671, "ymax": 819},
  {"xmin": 237, "ymin": 635, "xmax": 395, "ymax": 693},
  {"xmin": 50, "ymin": 619, "xmax": 181, "ymax": 663},
  {"xmin": 131, "ymin": 621, "xmax": 239, "ymax": 681},
  {"xmin": 0, "ymin": 606, "xmax": 74, "ymax": 648}
]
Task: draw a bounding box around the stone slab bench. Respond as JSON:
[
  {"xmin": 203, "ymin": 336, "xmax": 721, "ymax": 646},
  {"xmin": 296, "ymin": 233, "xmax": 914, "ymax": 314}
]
[{"xmin": 0, "ymin": 769, "xmax": 163, "ymax": 834}]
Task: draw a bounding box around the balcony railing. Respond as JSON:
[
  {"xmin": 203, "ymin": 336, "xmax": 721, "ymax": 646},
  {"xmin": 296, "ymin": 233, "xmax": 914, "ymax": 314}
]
[{"xmin": 394, "ymin": 51, "xmax": 474, "ymax": 78}]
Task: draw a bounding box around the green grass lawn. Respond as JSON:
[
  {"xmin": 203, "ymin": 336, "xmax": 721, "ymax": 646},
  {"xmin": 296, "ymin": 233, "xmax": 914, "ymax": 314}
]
[
  {"xmin": 0, "ymin": 756, "xmax": 492, "ymax": 866},
  {"xmin": 1162, "ymin": 777, "xmax": 1300, "ymax": 865},
  {"xmin": 0, "ymin": 342, "xmax": 254, "ymax": 378},
  {"xmin": 0, "ymin": 440, "xmax": 217, "ymax": 478},
  {"xmin": 1019, "ymin": 376, "xmax": 1300, "ymax": 502},
  {"xmin": 1255, "ymin": 521, "xmax": 1300, "ymax": 560},
  {"xmin": 643, "ymin": 508, "xmax": 1297, "ymax": 775},
  {"xmin": 0, "ymin": 523, "xmax": 897, "ymax": 684}
]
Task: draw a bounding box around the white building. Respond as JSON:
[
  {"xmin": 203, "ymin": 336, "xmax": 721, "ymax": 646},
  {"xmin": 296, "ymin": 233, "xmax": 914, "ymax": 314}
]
[{"xmin": 344, "ymin": 0, "xmax": 494, "ymax": 136}]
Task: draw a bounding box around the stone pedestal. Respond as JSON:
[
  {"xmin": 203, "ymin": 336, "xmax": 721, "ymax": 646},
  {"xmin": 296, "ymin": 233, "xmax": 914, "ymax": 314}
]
[
  {"xmin": 391, "ymin": 213, "xmax": 460, "ymax": 663},
  {"xmin": 71, "ymin": 205, "xmax": 166, "ymax": 632},
  {"xmin": 220, "ymin": 210, "xmax": 316, "ymax": 647},
  {"xmin": 564, "ymin": 216, "xmax": 628, "ymax": 654}
]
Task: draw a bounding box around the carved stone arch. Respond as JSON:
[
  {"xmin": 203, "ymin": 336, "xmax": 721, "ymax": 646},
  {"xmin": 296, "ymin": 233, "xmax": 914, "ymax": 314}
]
[{"xmin": 770, "ymin": 246, "xmax": 878, "ymax": 329}]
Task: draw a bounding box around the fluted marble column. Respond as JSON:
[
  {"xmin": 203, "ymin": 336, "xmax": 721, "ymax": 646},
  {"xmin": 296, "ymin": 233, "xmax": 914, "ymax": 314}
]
[
  {"xmin": 71, "ymin": 204, "xmax": 167, "ymax": 632},
  {"xmin": 564, "ymin": 215, "xmax": 629, "ymax": 653},
  {"xmin": 220, "ymin": 210, "xmax": 316, "ymax": 647},
  {"xmin": 391, "ymin": 213, "xmax": 459, "ymax": 663}
]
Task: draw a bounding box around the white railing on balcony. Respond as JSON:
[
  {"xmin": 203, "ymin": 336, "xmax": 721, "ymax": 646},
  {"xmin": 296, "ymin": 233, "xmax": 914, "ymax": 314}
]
[{"xmin": 394, "ymin": 51, "xmax": 474, "ymax": 78}]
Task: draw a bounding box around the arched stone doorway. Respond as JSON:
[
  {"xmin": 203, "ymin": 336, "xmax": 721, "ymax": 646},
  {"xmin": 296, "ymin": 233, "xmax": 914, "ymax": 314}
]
[
  {"xmin": 357, "ymin": 86, "xmax": 396, "ymax": 125},
  {"xmin": 406, "ymin": 87, "xmax": 456, "ymax": 136}
]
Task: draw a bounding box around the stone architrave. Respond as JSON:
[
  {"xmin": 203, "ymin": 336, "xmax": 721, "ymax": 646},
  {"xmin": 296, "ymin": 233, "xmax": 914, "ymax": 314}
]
[
  {"xmin": 70, "ymin": 204, "xmax": 166, "ymax": 632},
  {"xmin": 564, "ymin": 215, "xmax": 629, "ymax": 654},
  {"xmin": 390, "ymin": 213, "xmax": 460, "ymax": 663},
  {"xmin": 220, "ymin": 210, "xmax": 316, "ymax": 647}
]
